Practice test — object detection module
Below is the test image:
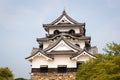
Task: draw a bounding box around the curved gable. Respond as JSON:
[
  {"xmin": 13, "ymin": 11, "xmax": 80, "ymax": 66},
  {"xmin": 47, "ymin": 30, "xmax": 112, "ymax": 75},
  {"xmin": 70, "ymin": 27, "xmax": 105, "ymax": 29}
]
[
  {"xmin": 72, "ymin": 50, "xmax": 96, "ymax": 61},
  {"xmin": 44, "ymin": 38, "xmax": 82, "ymax": 53},
  {"xmin": 26, "ymin": 51, "xmax": 53, "ymax": 62},
  {"xmin": 47, "ymin": 40, "xmax": 77, "ymax": 52}
]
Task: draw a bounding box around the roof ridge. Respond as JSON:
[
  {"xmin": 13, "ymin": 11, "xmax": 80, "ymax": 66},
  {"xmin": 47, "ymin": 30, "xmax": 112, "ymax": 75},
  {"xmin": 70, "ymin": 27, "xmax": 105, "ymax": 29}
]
[{"xmin": 49, "ymin": 10, "xmax": 81, "ymax": 25}]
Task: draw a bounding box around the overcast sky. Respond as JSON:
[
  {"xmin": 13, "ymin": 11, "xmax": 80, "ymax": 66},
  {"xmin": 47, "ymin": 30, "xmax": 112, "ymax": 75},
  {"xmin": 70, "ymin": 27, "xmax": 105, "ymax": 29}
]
[{"xmin": 0, "ymin": 0, "xmax": 120, "ymax": 79}]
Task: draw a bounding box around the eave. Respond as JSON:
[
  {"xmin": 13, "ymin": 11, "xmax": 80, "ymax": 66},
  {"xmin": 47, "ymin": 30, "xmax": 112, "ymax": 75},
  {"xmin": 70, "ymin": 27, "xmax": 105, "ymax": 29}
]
[
  {"xmin": 25, "ymin": 49, "xmax": 53, "ymax": 62},
  {"xmin": 43, "ymin": 23, "xmax": 85, "ymax": 32},
  {"xmin": 37, "ymin": 33, "xmax": 91, "ymax": 42},
  {"xmin": 71, "ymin": 50, "xmax": 96, "ymax": 60}
]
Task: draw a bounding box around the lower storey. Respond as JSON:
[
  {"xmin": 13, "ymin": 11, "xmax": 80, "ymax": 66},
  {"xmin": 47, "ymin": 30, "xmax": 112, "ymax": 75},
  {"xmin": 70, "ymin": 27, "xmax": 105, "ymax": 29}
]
[{"xmin": 31, "ymin": 72, "xmax": 76, "ymax": 80}]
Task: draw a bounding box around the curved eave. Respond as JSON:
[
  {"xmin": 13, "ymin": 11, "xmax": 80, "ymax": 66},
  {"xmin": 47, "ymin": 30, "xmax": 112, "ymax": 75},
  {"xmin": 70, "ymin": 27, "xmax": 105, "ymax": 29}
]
[
  {"xmin": 25, "ymin": 50, "xmax": 53, "ymax": 62},
  {"xmin": 43, "ymin": 23, "xmax": 85, "ymax": 32},
  {"xmin": 37, "ymin": 33, "xmax": 91, "ymax": 42},
  {"xmin": 43, "ymin": 23, "xmax": 85, "ymax": 27},
  {"xmin": 71, "ymin": 50, "xmax": 96, "ymax": 60}
]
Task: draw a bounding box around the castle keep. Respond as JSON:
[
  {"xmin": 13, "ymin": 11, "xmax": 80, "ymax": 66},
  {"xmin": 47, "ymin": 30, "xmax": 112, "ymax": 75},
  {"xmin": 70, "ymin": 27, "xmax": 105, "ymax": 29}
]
[{"xmin": 26, "ymin": 10, "xmax": 97, "ymax": 80}]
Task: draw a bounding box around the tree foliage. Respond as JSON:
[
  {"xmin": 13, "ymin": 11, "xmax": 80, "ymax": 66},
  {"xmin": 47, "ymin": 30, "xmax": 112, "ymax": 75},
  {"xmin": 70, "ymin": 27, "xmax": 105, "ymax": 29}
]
[
  {"xmin": 0, "ymin": 67, "xmax": 14, "ymax": 80},
  {"xmin": 103, "ymin": 42, "xmax": 120, "ymax": 56},
  {"xmin": 76, "ymin": 42, "xmax": 120, "ymax": 80}
]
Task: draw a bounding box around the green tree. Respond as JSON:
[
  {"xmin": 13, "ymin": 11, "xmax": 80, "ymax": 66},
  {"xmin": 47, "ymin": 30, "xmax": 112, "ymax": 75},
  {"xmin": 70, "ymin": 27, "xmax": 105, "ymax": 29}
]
[
  {"xmin": 76, "ymin": 42, "xmax": 120, "ymax": 80},
  {"xmin": 0, "ymin": 67, "xmax": 14, "ymax": 80},
  {"xmin": 103, "ymin": 42, "xmax": 120, "ymax": 56}
]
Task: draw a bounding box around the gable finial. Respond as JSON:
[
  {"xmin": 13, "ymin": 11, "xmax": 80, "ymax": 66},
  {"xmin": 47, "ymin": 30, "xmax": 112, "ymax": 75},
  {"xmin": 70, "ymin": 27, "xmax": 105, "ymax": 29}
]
[{"xmin": 62, "ymin": 7, "xmax": 66, "ymax": 15}]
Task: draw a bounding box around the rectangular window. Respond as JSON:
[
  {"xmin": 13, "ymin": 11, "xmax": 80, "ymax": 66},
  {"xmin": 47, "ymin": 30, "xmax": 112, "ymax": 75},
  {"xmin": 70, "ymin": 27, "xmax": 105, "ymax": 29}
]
[
  {"xmin": 57, "ymin": 65, "xmax": 67, "ymax": 73},
  {"xmin": 77, "ymin": 61, "xmax": 83, "ymax": 69},
  {"xmin": 40, "ymin": 65, "xmax": 48, "ymax": 73}
]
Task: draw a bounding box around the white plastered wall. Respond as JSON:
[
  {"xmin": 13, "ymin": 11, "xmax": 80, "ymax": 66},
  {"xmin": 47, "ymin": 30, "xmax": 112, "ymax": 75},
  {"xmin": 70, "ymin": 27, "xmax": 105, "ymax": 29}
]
[
  {"xmin": 77, "ymin": 55, "xmax": 90, "ymax": 61},
  {"xmin": 49, "ymin": 26, "xmax": 80, "ymax": 34},
  {"xmin": 32, "ymin": 55, "xmax": 76, "ymax": 68},
  {"xmin": 72, "ymin": 40, "xmax": 85, "ymax": 49}
]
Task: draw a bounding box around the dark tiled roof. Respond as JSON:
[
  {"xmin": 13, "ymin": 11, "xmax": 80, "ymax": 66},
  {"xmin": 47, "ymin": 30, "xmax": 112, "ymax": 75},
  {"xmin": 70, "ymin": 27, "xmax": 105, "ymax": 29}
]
[
  {"xmin": 43, "ymin": 23, "xmax": 85, "ymax": 27},
  {"xmin": 43, "ymin": 10, "xmax": 85, "ymax": 32},
  {"xmin": 25, "ymin": 48, "xmax": 52, "ymax": 59},
  {"xmin": 71, "ymin": 49, "xmax": 96, "ymax": 59},
  {"xmin": 50, "ymin": 10, "xmax": 83, "ymax": 25},
  {"xmin": 31, "ymin": 47, "xmax": 39, "ymax": 55},
  {"xmin": 46, "ymin": 50, "xmax": 76, "ymax": 55},
  {"xmin": 37, "ymin": 33, "xmax": 91, "ymax": 42},
  {"xmin": 43, "ymin": 37, "xmax": 82, "ymax": 52}
]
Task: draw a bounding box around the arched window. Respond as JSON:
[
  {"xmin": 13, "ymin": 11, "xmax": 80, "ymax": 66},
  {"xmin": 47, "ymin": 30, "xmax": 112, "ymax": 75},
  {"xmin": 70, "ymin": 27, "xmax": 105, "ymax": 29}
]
[
  {"xmin": 54, "ymin": 30, "xmax": 60, "ymax": 35},
  {"xmin": 39, "ymin": 44, "xmax": 43, "ymax": 49},
  {"xmin": 69, "ymin": 29, "xmax": 75, "ymax": 35},
  {"xmin": 75, "ymin": 44, "xmax": 80, "ymax": 47}
]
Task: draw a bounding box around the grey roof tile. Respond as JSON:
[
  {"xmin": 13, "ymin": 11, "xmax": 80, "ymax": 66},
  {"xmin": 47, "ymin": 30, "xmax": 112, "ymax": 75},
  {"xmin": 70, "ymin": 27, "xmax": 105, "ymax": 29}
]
[
  {"xmin": 25, "ymin": 48, "xmax": 53, "ymax": 59},
  {"xmin": 37, "ymin": 33, "xmax": 90, "ymax": 42}
]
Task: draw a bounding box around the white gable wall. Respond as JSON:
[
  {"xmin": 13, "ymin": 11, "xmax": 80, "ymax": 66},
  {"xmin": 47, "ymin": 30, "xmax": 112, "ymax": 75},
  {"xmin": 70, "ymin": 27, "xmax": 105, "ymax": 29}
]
[
  {"xmin": 77, "ymin": 55, "xmax": 90, "ymax": 61},
  {"xmin": 55, "ymin": 16, "xmax": 74, "ymax": 25},
  {"xmin": 72, "ymin": 51, "xmax": 96, "ymax": 62},
  {"xmin": 47, "ymin": 40, "xmax": 77, "ymax": 52},
  {"xmin": 32, "ymin": 55, "xmax": 76, "ymax": 68}
]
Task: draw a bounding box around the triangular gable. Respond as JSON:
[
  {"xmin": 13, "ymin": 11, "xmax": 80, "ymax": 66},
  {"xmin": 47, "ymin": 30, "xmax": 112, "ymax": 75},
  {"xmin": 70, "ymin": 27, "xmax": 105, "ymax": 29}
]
[
  {"xmin": 44, "ymin": 37, "xmax": 81, "ymax": 52},
  {"xmin": 43, "ymin": 10, "xmax": 85, "ymax": 32},
  {"xmin": 26, "ymin": 51, "xmax": 53, "ymax": 62},
  {"xmin": 47, "ymin": 39, "xmax": 78, "ymax": 52},
  {"xmin": 55, "ymin": 16, "xmax": 74, "ymax": 25},
  {"xmin": 72, "ymin": 50, "xmax": 96, "ymax": 61},
  {"xmin": 50, "ymin": 10, "xmax": 80, "ymax": 25}
]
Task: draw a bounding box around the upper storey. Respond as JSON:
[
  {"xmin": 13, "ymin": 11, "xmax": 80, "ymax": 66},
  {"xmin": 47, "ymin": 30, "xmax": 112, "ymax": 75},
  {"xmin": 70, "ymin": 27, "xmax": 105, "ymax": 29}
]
[{"xmin": 43, "ymin": 10, "xmax": 86, "ymax": 37}]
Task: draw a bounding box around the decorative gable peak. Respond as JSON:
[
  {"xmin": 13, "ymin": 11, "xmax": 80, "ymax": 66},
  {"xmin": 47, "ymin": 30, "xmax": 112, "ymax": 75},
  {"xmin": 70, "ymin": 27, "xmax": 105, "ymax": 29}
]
[
  {"xmin": 51, "ymin": 10, "xmax": 79, "ymax": 25},
  {"xmin": 55, "ymin": 16, "xmax": 74, "ymax": 25},
  {"xmin": 43, "ymin": 10, "xmax": 85, "ymax": 33}
]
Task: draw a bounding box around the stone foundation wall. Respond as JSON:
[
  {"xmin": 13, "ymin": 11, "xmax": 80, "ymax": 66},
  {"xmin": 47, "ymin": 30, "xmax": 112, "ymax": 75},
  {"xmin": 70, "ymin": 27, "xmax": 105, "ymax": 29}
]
[{"xmin": 31, "ymin": 72, "xmax": 76, "ymax": 80}]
